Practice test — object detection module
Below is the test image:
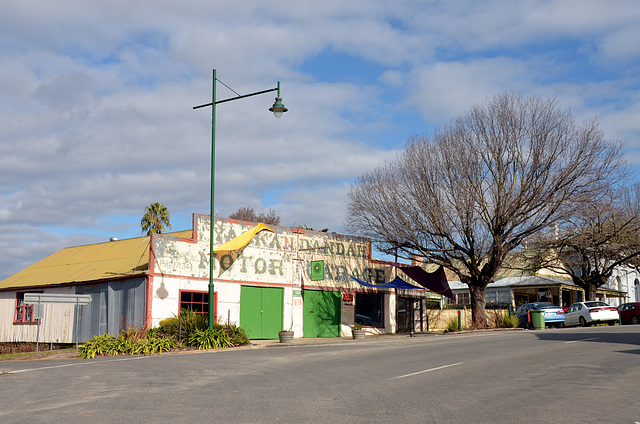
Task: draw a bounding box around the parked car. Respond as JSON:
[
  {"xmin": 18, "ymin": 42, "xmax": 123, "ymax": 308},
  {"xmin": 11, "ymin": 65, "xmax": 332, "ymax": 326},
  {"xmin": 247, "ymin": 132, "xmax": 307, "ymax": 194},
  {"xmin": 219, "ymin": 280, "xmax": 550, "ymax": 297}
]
[
  {"xmin": 515, "ymin": 302, "xmax": 566, "ymax": 328},
  {"xmin": 565, "ymin": 301, "xmax": 618, "ymax": 327},
  {"xmin": 617, "ymin": 302, "xmax": 640, "ymax": 325}
]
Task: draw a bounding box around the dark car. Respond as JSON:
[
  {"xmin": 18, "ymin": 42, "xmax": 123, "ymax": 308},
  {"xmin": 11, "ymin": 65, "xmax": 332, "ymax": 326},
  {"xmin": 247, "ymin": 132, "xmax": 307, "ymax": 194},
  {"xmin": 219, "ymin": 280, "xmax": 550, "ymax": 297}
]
[
  {"xmin": 617, "ymin": 302, "xmax": 640, "ymax": 325},
  {"xmin": 515, "ymin": 302, "xmax": 566, "ymax": 328}
]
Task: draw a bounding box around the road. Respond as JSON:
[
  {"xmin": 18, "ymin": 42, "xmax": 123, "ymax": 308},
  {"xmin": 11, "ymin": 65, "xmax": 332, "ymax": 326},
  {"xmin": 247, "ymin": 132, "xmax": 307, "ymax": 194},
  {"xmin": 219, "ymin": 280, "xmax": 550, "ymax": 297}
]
[{"xmin": 1, "ymin": 325, "xmax": 639, "ymax": 423}]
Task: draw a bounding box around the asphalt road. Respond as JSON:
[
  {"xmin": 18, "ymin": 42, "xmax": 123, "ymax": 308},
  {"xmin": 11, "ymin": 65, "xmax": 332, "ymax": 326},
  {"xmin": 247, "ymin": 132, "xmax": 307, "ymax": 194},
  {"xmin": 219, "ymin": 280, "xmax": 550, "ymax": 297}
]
[{"xmin": 1, "ymin": 325, "xmax": 639, "ymax": 423}]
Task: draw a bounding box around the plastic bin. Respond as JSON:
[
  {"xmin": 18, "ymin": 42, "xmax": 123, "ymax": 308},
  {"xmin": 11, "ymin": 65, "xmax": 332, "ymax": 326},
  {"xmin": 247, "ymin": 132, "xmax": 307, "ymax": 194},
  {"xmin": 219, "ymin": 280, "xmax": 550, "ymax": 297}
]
[{"xmin": 530, "ymin": 310, "xmax": 545, "ymax": 330}]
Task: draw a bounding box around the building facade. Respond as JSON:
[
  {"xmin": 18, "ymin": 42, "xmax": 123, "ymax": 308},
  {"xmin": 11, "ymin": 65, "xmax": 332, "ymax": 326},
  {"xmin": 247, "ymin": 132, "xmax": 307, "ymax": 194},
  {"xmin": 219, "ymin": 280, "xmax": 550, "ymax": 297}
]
[{"xmin": 0, "ymin": 214, "xmax": 436, "ymax": 343}]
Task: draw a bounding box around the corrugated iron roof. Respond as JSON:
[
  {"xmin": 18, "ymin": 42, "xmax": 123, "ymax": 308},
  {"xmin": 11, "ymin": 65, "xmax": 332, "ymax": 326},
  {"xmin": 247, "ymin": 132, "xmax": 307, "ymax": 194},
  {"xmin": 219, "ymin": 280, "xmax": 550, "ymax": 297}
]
[{"xmin": 0, "ymin": 230, "xmax": 193, "ymax": 290}]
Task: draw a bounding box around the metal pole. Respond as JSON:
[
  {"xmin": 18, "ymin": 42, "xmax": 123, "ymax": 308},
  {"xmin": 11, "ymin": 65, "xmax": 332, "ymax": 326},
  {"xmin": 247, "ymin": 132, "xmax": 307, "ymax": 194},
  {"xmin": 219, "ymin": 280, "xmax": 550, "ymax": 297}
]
[
  {"xmin": 208, "ymin": 69, "xmax": 217, "ymax": 330},
  {"xmin": 75, "ymin": 298, "xmax": 80, "ymax": 350},
  {"xmin": 35, "ymin": 304, "xmax": 41, "ymax": 355}
]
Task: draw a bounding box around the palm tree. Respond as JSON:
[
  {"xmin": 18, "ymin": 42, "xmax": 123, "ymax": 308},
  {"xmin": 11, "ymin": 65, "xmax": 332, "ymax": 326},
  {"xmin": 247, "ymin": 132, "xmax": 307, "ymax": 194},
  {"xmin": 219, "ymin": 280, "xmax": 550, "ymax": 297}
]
[{"xmin": 141, "ymin": 202, "xmax": 172, "ymax": 235}]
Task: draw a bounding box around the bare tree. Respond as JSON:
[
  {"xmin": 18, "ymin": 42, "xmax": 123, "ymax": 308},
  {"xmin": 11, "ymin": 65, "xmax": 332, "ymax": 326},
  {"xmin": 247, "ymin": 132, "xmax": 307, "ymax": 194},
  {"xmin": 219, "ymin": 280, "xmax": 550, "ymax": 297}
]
[
  {"xmin": 229, "ymin": 206, "xmax": 281, "ymax": 226},
  {"xmin": 346, "ymin": 92, "xmax": 624, "ymax": 328},
  {"xmin": 523, "ymin": 184, "xmax": 640, "ymax": 301}
]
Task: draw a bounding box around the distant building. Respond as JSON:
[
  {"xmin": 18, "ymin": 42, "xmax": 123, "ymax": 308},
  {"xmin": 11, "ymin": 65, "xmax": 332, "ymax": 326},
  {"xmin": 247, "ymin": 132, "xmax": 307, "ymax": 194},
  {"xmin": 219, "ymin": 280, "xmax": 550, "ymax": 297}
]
[{"xmin": 445, "ymin": 269, "xmax": 637, "ymax": 308}]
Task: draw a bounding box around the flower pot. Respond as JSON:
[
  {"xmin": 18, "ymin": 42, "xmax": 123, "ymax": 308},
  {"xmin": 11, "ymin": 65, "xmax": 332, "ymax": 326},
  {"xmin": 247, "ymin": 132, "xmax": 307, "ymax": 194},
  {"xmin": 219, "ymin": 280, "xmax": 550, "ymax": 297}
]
[
  {"xmin": 351, "ymin": 328, "xmax": 366, "ymax": 340},
  {"xmin": 278, "ymin": 331, "xmax": 294, "ymax": 343}
]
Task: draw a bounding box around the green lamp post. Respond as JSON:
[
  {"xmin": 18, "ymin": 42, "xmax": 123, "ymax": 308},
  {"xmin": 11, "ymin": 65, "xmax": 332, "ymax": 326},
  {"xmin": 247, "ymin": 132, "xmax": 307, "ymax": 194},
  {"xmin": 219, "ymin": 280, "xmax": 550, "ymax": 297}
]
[{"xmin": 194, "ymin": 69, "xmax": 288, "ymax": 329}]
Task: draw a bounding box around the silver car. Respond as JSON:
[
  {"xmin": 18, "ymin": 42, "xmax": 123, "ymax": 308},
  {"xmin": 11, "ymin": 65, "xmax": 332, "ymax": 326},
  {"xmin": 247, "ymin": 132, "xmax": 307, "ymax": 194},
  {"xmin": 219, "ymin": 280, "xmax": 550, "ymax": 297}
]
[{"xmin": 565, "ymin": 301, "xmax": 618, "ymax": 327}]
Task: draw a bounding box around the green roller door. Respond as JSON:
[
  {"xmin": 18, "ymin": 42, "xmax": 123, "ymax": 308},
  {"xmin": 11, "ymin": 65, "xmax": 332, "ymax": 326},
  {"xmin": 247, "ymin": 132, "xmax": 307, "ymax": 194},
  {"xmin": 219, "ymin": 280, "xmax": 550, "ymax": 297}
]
[
  {"xmin": 240, "ymin": 286, "xmax": 284, "ymax": 340},
  {"xmin": 303, "ymin": 290, "xmax": 341, "ymax": 338}
]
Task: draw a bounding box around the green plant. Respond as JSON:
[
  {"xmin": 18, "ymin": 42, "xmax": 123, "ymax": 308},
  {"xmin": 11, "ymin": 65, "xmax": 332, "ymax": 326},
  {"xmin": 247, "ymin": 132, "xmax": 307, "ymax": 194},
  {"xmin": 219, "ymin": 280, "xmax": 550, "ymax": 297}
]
[
  {"xmin": 225, "ymin": 324, "xmax": 250, "ymax": 346},
  {"xmin": 444, "ymin": 316, "xmax": 460, "ymax": 333},
  {"xmin": 352, "ymin": 322, "xmax": 364, "ymax": 330},
  {"xmin": 186, "ymin": 329, "xmax": 233, "ymax": 350},
  {"xmin": 157, "ymin": 309, "xmax": 208, "ymax": 340},
  {"xmin": 78, "ymin": 334, "xmax": 118, "ymax": 359},
  {"xmin": 497, "ymin": 312, "xmax": 520, "ymax": 328},
  {"xmin": 78, "ymin": 330, "xmax": 179, "ymax": 359}
]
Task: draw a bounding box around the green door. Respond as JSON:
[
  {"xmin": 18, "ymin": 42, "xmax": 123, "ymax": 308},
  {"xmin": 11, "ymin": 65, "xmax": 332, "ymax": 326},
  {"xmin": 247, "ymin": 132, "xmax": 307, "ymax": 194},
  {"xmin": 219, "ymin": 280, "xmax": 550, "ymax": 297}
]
[
  {"xmin": 240, "ymin": 286, "xmax": 284, "ymax": 339},
  {"xmin": 303, "ymin": 290, "xmax": 341, "ymax": 338}
]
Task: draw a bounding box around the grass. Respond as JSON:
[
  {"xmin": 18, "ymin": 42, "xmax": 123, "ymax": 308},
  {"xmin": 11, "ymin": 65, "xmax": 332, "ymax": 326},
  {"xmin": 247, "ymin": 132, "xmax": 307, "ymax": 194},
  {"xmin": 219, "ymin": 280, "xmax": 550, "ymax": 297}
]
[{"xmin": 0, "ymin": 347, "xmax": 77, "ymax": 361}]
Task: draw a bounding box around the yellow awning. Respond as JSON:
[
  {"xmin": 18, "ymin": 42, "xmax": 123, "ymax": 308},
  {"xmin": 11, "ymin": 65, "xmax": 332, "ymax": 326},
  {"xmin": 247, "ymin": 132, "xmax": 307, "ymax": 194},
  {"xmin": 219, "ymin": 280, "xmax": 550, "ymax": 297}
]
[{"xmin": 212, "ymin": 223, "xmax": 274, "ymax": 258}]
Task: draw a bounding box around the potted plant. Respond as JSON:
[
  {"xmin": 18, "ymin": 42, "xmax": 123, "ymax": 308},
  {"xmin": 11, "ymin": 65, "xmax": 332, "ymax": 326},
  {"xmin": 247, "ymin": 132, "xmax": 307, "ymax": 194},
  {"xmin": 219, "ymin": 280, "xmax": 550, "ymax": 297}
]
[
  {"xmin": 278, "ymin": 328, "xmax": 294, "ymax": 343},
  {"xmin": 351, "ymin": 322, "xmax": 365, "ymax": 339}
]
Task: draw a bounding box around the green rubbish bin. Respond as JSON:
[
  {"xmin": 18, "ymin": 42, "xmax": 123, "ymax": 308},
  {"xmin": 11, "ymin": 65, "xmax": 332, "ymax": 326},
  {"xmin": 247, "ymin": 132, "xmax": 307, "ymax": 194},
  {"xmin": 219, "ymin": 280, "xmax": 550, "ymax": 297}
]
[{"xmin": 530, "ymin": 310, "xmax": 545, "ymax": 330}]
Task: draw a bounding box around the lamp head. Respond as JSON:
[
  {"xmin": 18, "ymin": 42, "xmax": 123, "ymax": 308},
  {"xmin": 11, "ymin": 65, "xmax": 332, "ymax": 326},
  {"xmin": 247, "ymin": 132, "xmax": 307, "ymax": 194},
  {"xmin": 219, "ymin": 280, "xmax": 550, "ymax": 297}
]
[{"xmin": 269, "ymin": 96, "xmax": 288, "ymax": 119}]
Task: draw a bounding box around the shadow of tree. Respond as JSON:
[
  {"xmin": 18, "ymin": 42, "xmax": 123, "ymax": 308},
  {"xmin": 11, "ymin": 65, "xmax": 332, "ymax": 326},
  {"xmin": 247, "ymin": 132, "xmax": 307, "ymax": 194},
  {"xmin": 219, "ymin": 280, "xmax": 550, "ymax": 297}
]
[{"xmin": 535, "ymin": 327, "xmax": 640, "ymax": 355}]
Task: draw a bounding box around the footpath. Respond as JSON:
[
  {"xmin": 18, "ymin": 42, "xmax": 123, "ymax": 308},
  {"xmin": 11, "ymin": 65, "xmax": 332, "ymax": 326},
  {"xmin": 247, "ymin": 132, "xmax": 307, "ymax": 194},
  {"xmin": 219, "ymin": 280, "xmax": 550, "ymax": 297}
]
[{"xmin": 248, "ymin": 331, "xmax": 441, "ymax": 348}]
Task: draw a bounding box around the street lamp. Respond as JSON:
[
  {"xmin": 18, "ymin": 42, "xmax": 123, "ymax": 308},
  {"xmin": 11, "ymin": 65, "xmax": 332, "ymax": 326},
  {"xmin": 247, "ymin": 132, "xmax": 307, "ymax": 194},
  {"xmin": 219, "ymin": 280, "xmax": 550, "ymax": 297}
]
[{"xmin": 193, "ymin": 69, "xmax": 288, "ymax": 329}]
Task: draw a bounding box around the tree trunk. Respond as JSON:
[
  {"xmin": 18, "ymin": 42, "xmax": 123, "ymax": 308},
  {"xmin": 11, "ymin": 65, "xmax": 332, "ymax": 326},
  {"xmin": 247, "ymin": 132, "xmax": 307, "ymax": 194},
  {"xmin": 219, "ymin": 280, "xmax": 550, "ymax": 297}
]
[
  {"xmin": 584, "ymin": 284, "xmax": 598, "ymax": 301},
  {"xmin": 468, "ymin": 285, "xmax": 488, "ymax": 329}
]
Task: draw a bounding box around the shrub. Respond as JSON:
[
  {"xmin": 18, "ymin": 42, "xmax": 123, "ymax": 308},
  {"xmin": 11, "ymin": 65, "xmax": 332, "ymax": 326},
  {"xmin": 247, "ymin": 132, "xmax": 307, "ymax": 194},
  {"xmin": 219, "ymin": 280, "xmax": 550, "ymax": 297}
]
[
  {"xmin": 499, "ymin": 313, "xmax": 520, "ymax": 328},
  {"xmin": 157, "ymin": 309, "xmax": 208, "ymax": 340},
  {"xmin": 78, "ymin": 331, "xmax": 178, "ymax": 359},
  {"xmin": 186, "ymin": 329, "xmax": 233, "ymax": 350},
  {"xmin": 78, "ymin": 334, "xmax": 118, "ymax": 359},
  {"xmin": 492, "ymin": 310, "xmax": 520, "ymax": 328},
  {"xmin": 444, "ymin": 316, "xmax": 460, "ymax": 333},
  {"xmin": 224, "ymin": 324, "xmax": 250, "ymax": 346}
]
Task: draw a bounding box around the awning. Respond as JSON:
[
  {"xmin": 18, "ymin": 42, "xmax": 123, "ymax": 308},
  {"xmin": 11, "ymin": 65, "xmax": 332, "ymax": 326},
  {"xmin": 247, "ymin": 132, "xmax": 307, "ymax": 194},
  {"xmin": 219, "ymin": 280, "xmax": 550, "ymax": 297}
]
[
  {"xmin": 350, "ymin": 275, "xmax": 424, "ymax": 290},
  {"xmin": 212, "ymin": 223, "xmax": 274, "ymax": 257},
  {"xmin": 398, "ymin": 265, "xmax": 454, "ymax": 300},
  {"xmin": 212, "ymin": 223, "xmax": 274, "ymax": 276}
]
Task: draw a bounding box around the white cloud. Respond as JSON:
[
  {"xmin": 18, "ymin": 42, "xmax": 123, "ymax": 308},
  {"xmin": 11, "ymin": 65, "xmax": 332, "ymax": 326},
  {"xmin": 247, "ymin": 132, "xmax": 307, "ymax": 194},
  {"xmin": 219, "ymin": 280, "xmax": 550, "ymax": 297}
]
[{"xmin": 1, "ymin": 1, "xmax": 640, "ymax": 280}]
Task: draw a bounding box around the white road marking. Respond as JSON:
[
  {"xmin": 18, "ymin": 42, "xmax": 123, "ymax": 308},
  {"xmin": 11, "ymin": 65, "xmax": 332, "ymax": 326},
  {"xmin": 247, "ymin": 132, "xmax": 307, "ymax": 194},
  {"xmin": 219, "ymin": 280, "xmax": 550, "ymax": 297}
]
[
  {"xmin": 565, "ymin": 337, "xmax": 599, "ymax": 344},
  {"xmin": 388, "ymin": 362, "xmax": 463, "ymax": 380}
]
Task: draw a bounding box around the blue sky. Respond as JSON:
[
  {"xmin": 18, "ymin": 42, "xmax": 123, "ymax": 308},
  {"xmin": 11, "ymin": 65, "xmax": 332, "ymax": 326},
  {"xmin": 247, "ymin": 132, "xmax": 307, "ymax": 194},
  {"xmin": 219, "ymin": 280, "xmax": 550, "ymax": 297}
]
[{"xmin": 1, "ymin": 1, "xmax": 640, "ymax": 280}]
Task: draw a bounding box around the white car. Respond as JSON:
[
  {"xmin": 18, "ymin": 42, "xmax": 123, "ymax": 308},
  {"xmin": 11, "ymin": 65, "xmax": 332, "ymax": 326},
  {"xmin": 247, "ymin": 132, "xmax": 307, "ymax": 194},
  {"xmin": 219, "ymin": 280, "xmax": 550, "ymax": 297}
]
[{"xmin": 564, "ymin": 301, "xmax": 619, "ymax": 327}]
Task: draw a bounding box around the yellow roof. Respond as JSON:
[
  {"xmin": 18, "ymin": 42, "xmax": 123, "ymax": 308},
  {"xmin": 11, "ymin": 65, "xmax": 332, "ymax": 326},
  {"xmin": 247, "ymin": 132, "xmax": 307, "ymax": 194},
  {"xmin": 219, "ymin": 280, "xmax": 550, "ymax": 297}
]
[{"xmin": 0, "ymin": 230, "xmax": 192, "ymax": 290}]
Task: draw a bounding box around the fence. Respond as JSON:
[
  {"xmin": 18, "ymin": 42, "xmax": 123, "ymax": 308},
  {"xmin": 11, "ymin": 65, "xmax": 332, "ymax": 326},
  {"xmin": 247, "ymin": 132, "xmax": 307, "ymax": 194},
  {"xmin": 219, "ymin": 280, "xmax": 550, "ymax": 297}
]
[{"xmin": 425, "ymin": 308, "xmax": 510, "ymax": 330}]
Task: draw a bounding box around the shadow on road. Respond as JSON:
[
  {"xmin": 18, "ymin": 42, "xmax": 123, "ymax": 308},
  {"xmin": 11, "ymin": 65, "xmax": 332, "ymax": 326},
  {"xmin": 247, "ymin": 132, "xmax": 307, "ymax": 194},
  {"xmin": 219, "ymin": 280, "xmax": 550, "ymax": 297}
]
[{"xmin": 534, "ymin": 326, "xmax": 640, "ymax": 355}]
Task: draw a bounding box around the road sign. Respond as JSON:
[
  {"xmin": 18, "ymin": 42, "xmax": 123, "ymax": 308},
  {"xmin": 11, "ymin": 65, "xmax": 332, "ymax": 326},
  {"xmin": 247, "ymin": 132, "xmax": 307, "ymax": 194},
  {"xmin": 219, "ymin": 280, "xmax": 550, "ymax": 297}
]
[
  {"xmin": 23, "ymin": 293, "xmax": 92, "ymax": 353},
  {"xmin": 24, "ymin": 293, "xmax": 92, "ymax": 305}
]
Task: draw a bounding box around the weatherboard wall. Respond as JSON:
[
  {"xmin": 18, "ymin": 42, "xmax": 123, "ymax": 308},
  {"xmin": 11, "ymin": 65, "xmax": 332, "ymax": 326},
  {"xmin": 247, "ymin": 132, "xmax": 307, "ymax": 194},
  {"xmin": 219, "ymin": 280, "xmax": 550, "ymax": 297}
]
[{"xmin": 0, "ymin": 286, "xmax": 77, "ymax": 343}]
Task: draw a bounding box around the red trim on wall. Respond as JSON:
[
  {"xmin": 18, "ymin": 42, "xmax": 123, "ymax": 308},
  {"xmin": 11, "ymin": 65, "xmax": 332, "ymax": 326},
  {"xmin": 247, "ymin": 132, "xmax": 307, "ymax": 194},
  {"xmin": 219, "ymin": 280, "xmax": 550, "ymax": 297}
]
[{"xmin": 179, "ymin": 289, "xmax": 216, "ymax": 316}]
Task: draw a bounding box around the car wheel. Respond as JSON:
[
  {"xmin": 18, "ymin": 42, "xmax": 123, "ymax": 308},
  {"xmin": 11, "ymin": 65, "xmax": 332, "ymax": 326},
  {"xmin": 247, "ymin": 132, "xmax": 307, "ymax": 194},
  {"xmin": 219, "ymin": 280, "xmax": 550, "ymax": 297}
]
[
  {"xmin": 607, "ymin": 321, "xmax": 615, "ymax": 326},
  {"xmin": 560, "ymin": 322, "xmax": 565, "ymax": 328},
  {"xmin": 632, "ymin": 315, "xmax": 639, "ymax": 325},
  {"xmin": 579, "ymin": 316, "xmax": 589, "ymax": 327}
]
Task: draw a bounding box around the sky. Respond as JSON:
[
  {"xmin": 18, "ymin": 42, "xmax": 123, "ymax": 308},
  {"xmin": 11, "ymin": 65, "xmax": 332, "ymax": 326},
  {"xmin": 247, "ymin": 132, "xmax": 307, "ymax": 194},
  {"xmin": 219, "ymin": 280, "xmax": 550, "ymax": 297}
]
[{"xmin": 1, "ymin": 0, "xmax": 640, "ymax": 281}]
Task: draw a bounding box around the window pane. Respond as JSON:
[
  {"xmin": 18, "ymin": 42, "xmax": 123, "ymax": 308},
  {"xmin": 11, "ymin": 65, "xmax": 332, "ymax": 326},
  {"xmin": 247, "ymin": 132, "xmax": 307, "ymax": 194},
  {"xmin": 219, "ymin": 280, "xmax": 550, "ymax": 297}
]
[
  {"xmin": 180, "ymin": 291, "xmax": 209, "ymax": 315},
  {"xmin": 355, "ymin": 293, "xmax": 383, "ymax": 327}
]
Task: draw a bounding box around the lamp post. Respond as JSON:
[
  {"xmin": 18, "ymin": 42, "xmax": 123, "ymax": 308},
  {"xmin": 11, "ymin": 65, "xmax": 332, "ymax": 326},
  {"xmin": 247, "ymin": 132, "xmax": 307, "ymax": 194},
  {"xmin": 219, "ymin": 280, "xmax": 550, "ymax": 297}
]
[{"xmin": 194, "ymin": 69, "xmax": 288, "ymax": 329}]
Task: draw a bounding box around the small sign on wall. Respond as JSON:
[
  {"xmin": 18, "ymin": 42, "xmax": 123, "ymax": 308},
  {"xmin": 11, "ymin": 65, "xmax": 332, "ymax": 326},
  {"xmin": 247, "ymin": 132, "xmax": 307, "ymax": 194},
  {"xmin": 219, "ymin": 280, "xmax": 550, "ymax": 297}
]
[
  {"xmin": 311, "ymin": 260, "xmax": 324, "ymax": 281},
  {"xmin": 342, "ymin": 293, "xmax": 354, "ymax": 306}
]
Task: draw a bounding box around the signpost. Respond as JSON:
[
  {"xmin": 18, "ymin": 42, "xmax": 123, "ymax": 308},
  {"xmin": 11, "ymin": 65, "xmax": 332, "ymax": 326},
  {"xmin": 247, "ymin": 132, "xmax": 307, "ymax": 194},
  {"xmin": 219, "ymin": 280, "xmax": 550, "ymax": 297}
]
[{"xmin": 24, "ymin": 293, "xmax": 92, "ymax": 354}]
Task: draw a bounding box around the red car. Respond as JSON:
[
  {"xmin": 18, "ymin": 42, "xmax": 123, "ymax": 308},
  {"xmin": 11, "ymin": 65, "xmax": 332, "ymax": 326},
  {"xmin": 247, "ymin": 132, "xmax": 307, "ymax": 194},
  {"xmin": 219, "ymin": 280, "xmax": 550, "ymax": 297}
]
[{"xmin": 618, "ymin": 302, "xmax": 640, "ymax": 325}]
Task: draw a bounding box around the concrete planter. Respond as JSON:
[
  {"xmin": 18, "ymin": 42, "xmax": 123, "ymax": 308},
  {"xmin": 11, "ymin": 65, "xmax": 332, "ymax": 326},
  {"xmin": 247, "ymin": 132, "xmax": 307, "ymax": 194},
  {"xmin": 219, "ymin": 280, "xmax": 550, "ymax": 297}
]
[
  {"xmin": 351, "ymin": 328, "xmax": 366, "ymax": 339},
  {"xmin": 278, "ymin": 331, "xmax": 294, "ymax": 343}
]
